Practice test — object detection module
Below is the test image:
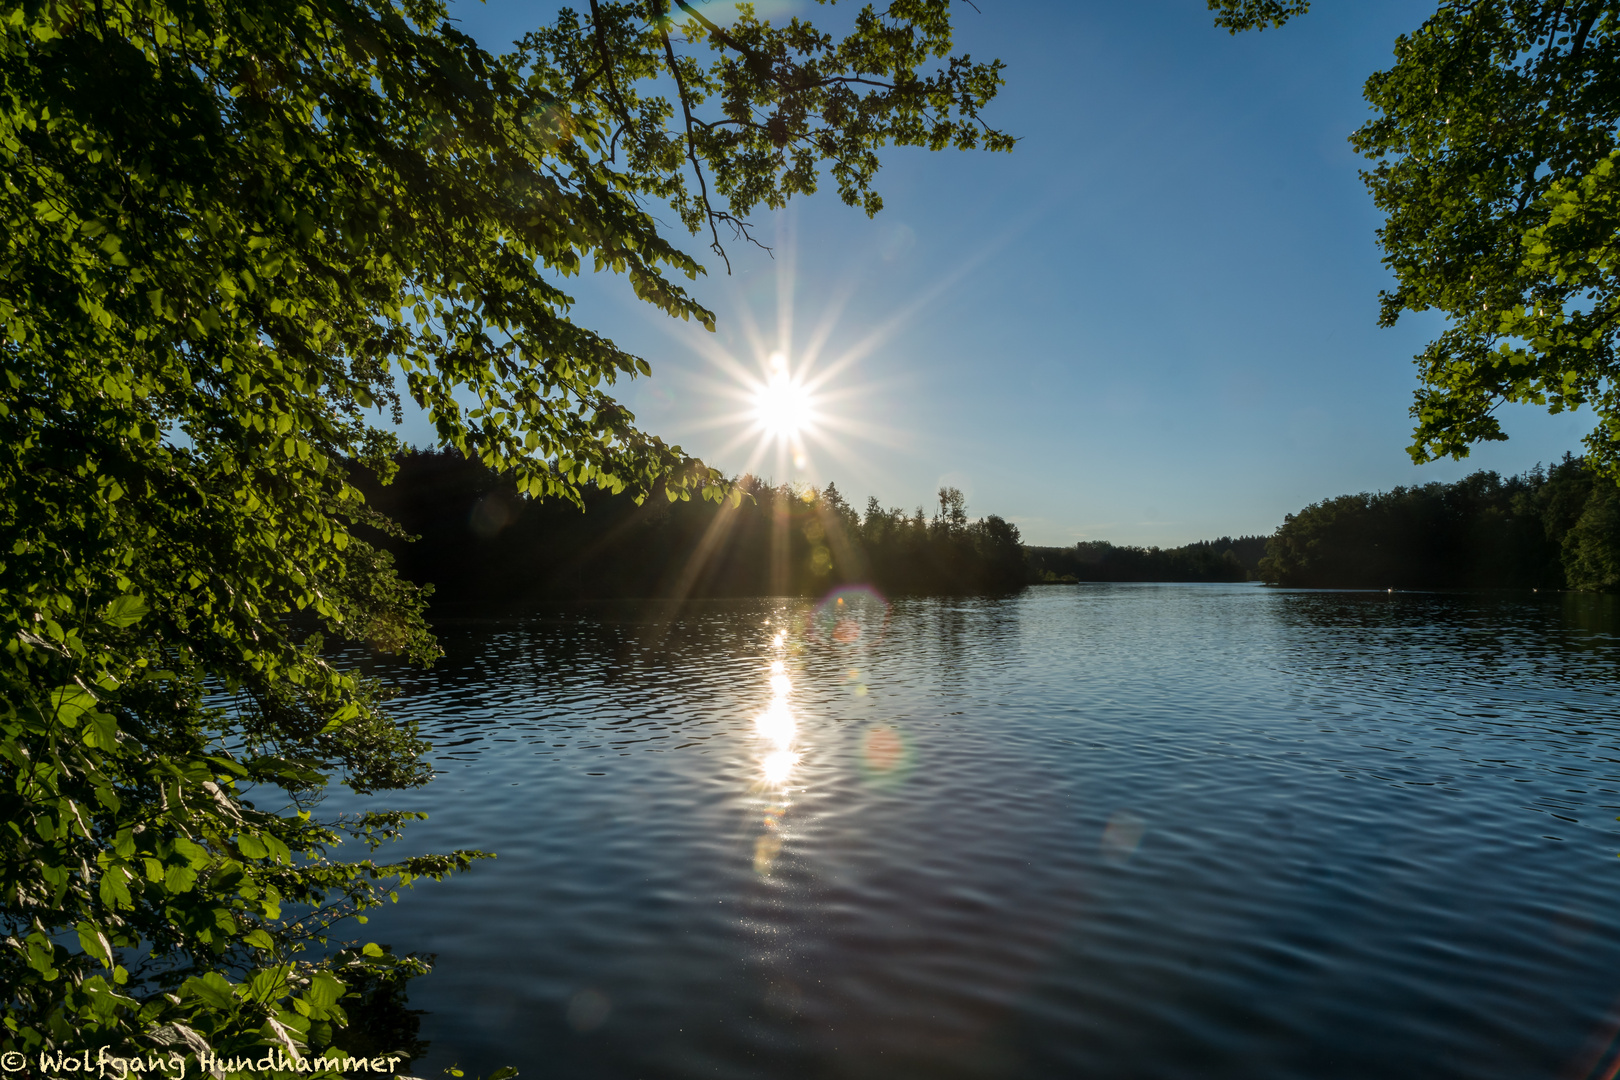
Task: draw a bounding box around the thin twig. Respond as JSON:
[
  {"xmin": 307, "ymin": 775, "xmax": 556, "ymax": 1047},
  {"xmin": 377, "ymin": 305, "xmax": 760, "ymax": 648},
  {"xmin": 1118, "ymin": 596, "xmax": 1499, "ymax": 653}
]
[
  {"xmin": 661, "ymin": 27, "xmax": 732, "ymax": 272},
  {"xmin": 568, "ymin": 61, "xmax": 608, "ymax": 98},
  {"xmin": 588, "ymin": 0, "xmax": 636, "ymax": 139},
  {"xmin": 670, "ymin": 0, "xmax": 753, "ymax": 57}
]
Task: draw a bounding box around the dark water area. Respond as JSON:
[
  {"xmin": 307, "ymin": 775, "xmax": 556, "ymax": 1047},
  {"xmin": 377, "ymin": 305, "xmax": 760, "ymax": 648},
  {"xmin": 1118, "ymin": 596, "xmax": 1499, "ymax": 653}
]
[{"xmin": 331, "ymin": 583, "xmax": 1620, "ymax": 1080}]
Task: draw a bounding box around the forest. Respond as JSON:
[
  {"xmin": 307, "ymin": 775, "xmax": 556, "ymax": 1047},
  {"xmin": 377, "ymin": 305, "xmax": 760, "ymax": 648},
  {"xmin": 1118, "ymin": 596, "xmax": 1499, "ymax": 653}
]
[
  {"xmin": 1258, "ymin": 456, "xmax": 1620, "ymax": 590},
  {"xmin": 353, "ymin": 451, "xmax": 1029, "ymax": 603},
  {"xmin": 1025, "ymin": 536, "xmax": 1268, "ymax": 584},
  {"xmin": 359, "ymin": 453, "xmax": 1620, "ymax": 599}
]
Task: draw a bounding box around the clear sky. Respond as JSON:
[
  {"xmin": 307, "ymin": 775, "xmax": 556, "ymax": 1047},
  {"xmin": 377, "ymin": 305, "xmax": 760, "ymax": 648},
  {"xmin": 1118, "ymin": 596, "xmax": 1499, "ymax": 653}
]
[{"xmin": 416, "ymin": 0, "xmax": 1592, "ymax": 547}]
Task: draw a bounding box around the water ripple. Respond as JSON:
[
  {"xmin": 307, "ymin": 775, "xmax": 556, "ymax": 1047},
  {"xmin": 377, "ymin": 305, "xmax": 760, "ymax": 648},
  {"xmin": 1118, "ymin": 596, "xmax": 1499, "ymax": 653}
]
[{"xmin": 329, "ymin": 585, "xmax": 1620, "ymax": 1080}]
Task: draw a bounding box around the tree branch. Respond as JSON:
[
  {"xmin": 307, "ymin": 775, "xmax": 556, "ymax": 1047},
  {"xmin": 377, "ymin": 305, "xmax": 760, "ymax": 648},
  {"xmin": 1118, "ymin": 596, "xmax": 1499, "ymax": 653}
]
[
  {"xmin": 662, "ymin": 27, "xmax": 745, "ymax": 271},
  {"xmin": 587, "ymin": 0, "xmax": 636, "ymax": 136}
]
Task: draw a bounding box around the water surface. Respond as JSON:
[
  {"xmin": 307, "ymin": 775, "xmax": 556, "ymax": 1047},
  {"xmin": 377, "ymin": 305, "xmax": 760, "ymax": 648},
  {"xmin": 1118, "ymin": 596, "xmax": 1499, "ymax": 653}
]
[{"xmin": 337, "ymin": 584, "xmax": 1620, "ymax": 1079}]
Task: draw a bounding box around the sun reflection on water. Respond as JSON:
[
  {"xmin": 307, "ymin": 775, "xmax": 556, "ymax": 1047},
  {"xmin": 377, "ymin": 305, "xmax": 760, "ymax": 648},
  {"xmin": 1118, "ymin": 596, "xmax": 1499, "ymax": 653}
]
[
  {"xmin": 754, "ymin": 697, "xmax": 795, "ymax": 747},
  {"xmin": 761, "ymin": 749, "xmax": 799, "ymax": 787},
  {"xmin": 751, "ymin": 625, "xmax": 802, "ymax": 874}
]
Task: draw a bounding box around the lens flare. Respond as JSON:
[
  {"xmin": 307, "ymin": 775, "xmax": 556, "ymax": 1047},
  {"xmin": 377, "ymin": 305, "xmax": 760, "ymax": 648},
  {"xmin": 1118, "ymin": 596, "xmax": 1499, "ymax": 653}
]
[
  {"xmin": 753, "ymin": 833, "xmax": 783, "ymax": 875},
  {"xmin": 863, "ymin": 725, "xmax": 905, "ymax": 773},
  {"xmin": 857, "ymin": 722, "xmax": 912, "ymax": 786},
  {"xmin": 810, "ymin": 584, "xmax": 891, "ymax": 646},
  {"xmin": 1100, "ymin": 811, "xmax": 1148, "ymax": 864}
]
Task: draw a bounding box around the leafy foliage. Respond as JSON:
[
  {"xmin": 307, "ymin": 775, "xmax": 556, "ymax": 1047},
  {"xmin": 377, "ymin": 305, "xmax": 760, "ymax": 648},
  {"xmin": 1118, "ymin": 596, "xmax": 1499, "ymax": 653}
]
[
  {"xmin": 355, "ymin": 452, "xmax": 1026, "ymax": 600},
  {"xmin": 1346, "ymin": 2, "xmax": 1620, "ymax": 474},
  {"xmin": 0, "ymin": 0, "xmax": 1008, "ymax": 1068},
  {"xmin": 521, "ymin": 0, "xmax": 1013, "ymax": 266},
  {"xmin": 1207, "ymin": 0, "xmax": 1311, "ymax": 34},
  {"xmin": 1222, "ymin": 2, "xmax": 1620, "ymax": 480},
  {"xmin": 1258, "ymin": 456, "xmax": 1620, "ymax": 589},
  {"xmin": 1025, "ymin": 537, "xmax": 1263, "ymax": 584}
]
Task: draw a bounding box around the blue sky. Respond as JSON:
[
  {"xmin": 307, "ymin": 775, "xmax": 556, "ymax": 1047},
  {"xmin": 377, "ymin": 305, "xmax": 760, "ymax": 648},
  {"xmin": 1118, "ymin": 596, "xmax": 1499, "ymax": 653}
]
[{"xmin": 419, "ymin": 0, "xmax": 1590, "ymax": 547}]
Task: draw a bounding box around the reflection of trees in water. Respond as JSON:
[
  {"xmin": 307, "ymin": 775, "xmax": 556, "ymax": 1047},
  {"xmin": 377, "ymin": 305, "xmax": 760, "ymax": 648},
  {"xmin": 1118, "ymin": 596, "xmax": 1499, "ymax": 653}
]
[
  {"xmin": 1266, "ymin": 591, "xmax": 1620, "ymax": 734},
  {"xmin": 905, "ymin": 596, "xmax": 1023, "ymax": 701},
  {"xmin": 1561, "ymin": 592, "xmax": 1620, "ymax": 643},
  {"xmin": 1279, "ymin": 589, "xmax": 1619, "ymax": 659}
]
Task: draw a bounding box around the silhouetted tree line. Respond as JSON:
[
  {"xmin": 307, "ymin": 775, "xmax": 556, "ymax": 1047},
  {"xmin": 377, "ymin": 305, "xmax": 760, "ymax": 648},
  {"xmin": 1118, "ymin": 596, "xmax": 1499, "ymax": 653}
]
[
  {"xmin": 1023, "ymin": 536, "xmax": 1268, "ymax": 584},
  {"xmin": 1259, "ymin": 455, "xmax": 1620, "ymax": 589},
  {"xmin": 352, "ymin": 450, "xmax": 1027, "ymax": 604}
]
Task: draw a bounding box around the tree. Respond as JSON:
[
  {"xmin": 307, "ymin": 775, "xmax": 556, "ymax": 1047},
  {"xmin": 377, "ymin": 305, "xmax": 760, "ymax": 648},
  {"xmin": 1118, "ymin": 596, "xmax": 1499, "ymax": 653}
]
[
  {"xmin": 933, "ymin": 485, "xmax": 968, "ymax": 536},
  {"xmin": 1352, "ymin": 2, "xmax": 1620, "ymax": 476},
  {"xmin": 1565, "ymin": 478, "xmax": 1620, "ymax": 589},
  {"xmin": 1216, "ymin": 1, "xmax": 1620, "ymax": 482},
  {"xmin": 0, "ymin": 0, "xmax": 1008, "ymax": 1067},
  {"xmin": 1253, "ymin": 459, "xmax": 1620, "ymax": 589}
]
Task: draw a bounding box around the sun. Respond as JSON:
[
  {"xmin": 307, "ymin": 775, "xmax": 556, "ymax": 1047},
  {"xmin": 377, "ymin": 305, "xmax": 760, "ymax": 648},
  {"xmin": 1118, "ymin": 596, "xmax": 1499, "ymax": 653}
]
[
  {"xmin": 752, "ymin": 353, "xmax": 816, "ymax": 443},
  {"xmin": 661, "ymin": 224, "xmax": 937, "ymax": 481}
]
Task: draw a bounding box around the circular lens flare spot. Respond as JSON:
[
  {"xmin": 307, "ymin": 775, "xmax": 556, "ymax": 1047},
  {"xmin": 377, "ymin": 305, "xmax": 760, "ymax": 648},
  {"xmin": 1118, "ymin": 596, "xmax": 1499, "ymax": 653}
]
[
  {"xmin": 810, "ymin": 585, "xmax": 891, "ymax": 646},
  {"xmin": 857, "ymin": 723, "xmax": 912, "ymax": 785},
  {"xmin": 863, "ymin": 726, "xmax": 905, "ymax": 773}
]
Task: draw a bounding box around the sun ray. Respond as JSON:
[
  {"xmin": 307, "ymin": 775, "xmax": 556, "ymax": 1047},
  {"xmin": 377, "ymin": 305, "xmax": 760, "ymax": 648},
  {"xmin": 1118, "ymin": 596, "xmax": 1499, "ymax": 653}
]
[{"xmin": 629, "ymin": 195, "xmax": 1060, "ymax": 491}]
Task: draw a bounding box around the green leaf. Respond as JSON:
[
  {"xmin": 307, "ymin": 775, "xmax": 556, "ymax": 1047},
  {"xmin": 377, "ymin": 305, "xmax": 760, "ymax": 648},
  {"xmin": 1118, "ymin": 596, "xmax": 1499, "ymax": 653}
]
[
  {"xmin": 302, "ymin": 971, "xmax": 345, "ymax": 1009},
  {"xmin": 83, "ymin": 711, "xmax": 118, "ymax": 749},
  {"xmin": 49, "ymin": 685, "xmax": 97, "ymax": 728},
  {"xmin": 101, "ymin": 594, "xmax": 149, "ymax": 628},
  {"xmin": 183, "ymin": 971, "xmax": 238, "ymax": 1011},
  {"xmin": 25, "ymin": 934, "xmax": 59, "ymax": 980},
  {"xmin": 164, "ymin": 864, "xmax": 198, "ymax": 893},
  {"xmin": 76, "ymin": 921, "xmax": 112, "ymax": 967}
]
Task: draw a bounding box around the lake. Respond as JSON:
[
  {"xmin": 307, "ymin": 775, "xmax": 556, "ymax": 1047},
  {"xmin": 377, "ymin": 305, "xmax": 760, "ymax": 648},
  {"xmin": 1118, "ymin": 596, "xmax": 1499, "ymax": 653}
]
[{"xmin": 335, "ymin": 583, "xmax": 1620, "ymax": 1080}]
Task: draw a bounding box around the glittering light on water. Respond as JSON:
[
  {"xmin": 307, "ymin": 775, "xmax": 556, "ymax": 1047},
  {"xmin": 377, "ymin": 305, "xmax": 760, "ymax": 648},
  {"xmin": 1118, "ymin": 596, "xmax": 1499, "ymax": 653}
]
[
  {"xmin": 762, "ymin": 749, "xmax": 800, "ymax": 786},
  {"xmin": 755, "ymin": 699, "xmax": 796, "ymax": 750},
  {"xmin": 753, "ymin": 625, "xmax": 806, "ymax": 874},
  {"xmin": 753, "ymin": 833, "xmax": 783, "ymax": 875}
]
